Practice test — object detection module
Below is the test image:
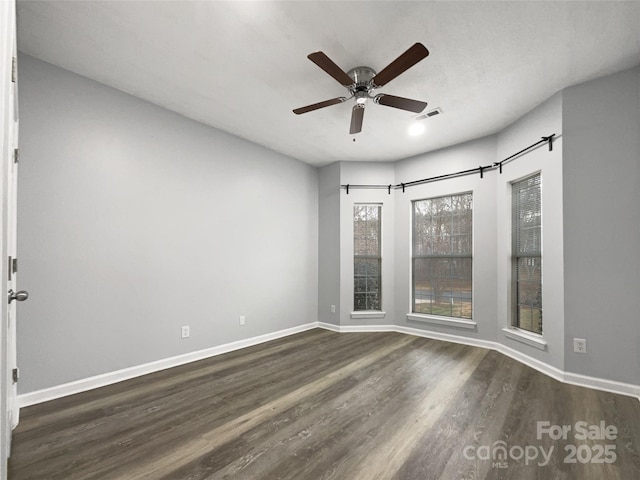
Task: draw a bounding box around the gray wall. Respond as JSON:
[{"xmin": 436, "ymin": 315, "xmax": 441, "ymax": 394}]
[
  {"xmin": 17, "ymin": 55, "xmax": 318, "ymax": 393},
  {"xmin": 562, "ymin": 67, "xmax": 640, "ymax": 385},
  {"xmin": 317, "ymin": 162, "xmax": 340, "ymax": 325}
]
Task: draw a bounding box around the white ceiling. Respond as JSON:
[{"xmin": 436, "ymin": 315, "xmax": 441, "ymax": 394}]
[{"xmin": 16, "ymin": 1, "xmax": 640, "ymax": 167}]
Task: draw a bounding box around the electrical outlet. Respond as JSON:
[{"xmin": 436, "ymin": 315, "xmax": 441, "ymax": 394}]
[
  {"xmin": 181, "ymin": 326, "xmax": 190, "ymax": 339},
  {"xmin": 573, "ymin": 338, "xmax": 586, "ymax": 354},
  {"xmin": 239, "ymin": 315, "xmax": 246, "ymax": 326},
  {"xmin": 331, "ymin": 305, "xmax": 336, "ymax": 313}
]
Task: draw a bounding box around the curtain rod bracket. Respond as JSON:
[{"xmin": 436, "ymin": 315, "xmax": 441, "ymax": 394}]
[
  {"xmin": 479, "ymin": 166, "xmax": 484, "ymax": 179},
  {"xmin": 388, "ymin": 184, "xmax": 392, "ymax": 195},
  {"xmin": 401, "ymin": 183, "xmax": 405, "ymax": 193},
  {"xmin": 542, "ymin": 134, "xmax": 555, "ymax": 151},
  {"xmin": 346, "ymin": 184, "xmax": 349, "ymax": 195}
]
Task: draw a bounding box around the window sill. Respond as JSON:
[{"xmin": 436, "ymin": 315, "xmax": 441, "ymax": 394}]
[
  {"xmin": 502, "ymin": 327, "xmax": 547, "ymax": 350},
  {"xmin": 351, "ymin": 311, "xmax": 386, "ymax": 319},
  {"xmin": 406, "ymin": 313, "xmax": 477, "ymax": 329}
]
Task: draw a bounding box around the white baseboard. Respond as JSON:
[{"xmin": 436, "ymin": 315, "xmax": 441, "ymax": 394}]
[
  {"xmin": 317, "ymin": 321, "xmax": 340, "ymax": 332},
  {"xmin": 321, "ymin": 323, "xmax": 640, "ymax": 401},
  {"xmin": 17, "ymin": 322, "xmax": 319, "ymax": 408},
  {"xmin": 395, "ymin": 324, "xmax": 496, "ymax": 350},
  {"xmin": 391, "ymin": 324, "xmax": 565, "ymax": 385},
  {"xmin": 19, "ymin": 321, "xmax": 640, "ymax": 407},
  {"xmin": 319, "ymin": 322, "xmax": 396, "ymax": 333},
  {"xmin": 561, "ymin": 370, "xmax": 640, "ymax": 399}
]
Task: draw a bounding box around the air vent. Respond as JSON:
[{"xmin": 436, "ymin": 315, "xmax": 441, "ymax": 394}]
[{"xmin": 415, "ymin": 107, "xmax": 442, "ymax": 121}]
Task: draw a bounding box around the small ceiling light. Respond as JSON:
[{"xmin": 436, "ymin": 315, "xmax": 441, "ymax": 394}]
[
  {"xmin": 408, "ymin": 122, "xmax": 425, "ymax": 136},
  {"xmin": 354, "ymin": 91, "xmax": 368, "ymax": 105}
]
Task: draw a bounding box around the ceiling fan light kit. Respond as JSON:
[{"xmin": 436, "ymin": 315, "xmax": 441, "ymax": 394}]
[{"xmin": 293, "ymin": 43, "xmax": 430, "ymax": 135}]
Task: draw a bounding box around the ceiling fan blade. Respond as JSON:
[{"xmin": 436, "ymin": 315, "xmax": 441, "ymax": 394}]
[
  {"xmin": 293, "ymin": 97, "xmax": 347, "ymax": 115},
  {"xmin": 375, "ymin": 94, "xmax": 427, "ymax": 113},
  {"xmin": 372, "ymin": 43, "xmax": 429, "ymax": 87},
  {"xmin": 350, "ymin": 105, "xmax": 365, "ymax": 134},
  {"xmin": 307, "ymin": 51, "xmax": 354, "ymax": 87}
]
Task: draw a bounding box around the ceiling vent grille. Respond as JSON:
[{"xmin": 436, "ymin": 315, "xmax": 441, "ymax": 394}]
[{"xmin": 415, "ymin": 107, "xmax": 442, "ymax": 121}]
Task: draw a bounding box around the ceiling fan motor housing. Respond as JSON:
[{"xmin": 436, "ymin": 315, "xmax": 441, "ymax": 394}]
[{"xmin": 348, "ymin": 66, "xmax": 376, "ymax": 103}]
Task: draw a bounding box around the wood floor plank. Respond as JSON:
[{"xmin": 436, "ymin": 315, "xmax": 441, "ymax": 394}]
[
  {"xmin": 392, "ymin": 350, "xmax": 516, "ymax": 480},
  {"xmin": 13, "ymin": 330, "xmax": 390, "ymax": 479},
  {"xmin": 164, "ymin": 338, "xmax": 447, "ymax": 480},
  {"xmin": 8, "ymin": 330, "xmax": 640, "ymax": 480},
  {"xmin": 18, "ymin": 328, "xmax": 337, "ymax": 432},
  {"xmin": 203, "ymin": 338, "xmax": 459, "ymax": 480}
]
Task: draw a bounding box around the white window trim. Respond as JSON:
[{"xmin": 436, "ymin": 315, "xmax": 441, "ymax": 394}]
[
  {"xmin": 351, "ymin": 311, "xmax": 386, "ymax": 319},
  {"xmin": 353, "ymin": 203, "xmax": 383, "ymax": 312},
  {"xmin": 502, "ymin": 327, "xmax": 547, "ymax": 350},
  {"xmin": 407, "ymin": 313, "xmax": 476, "ymax": 329},
  {"xmin": 510, "ymin": 172, "xmax": 543, "ymax": 334},
  {"xmin": 410, "ymin": 191, "xmax": 474, "ymax": 322}
]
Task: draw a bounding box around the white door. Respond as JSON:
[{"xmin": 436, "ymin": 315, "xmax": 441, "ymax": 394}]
[
  {"xmin": 6, "ymin": 40, "xmax": 21, "ymax": 431},
  {"xmin": 1, "ymin": 0, "xmax": 22, "ymax": 471}
]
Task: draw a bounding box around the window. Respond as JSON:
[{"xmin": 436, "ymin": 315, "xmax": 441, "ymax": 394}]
[
  {"xmin": 354, "ymin": 204, "xmax": 381, "ymax": 311},
  {"xmin": 412, "ymin": 193, "xmax": 472, "ymax": 319},
  {"xmin": 512, "ymin": 173, "xmax": 542, "ymax": 334}
]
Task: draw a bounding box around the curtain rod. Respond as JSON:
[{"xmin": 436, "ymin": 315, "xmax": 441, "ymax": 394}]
[{"xmin": 342, "ymin": 134, "xmax": 555, "ymax": 194}]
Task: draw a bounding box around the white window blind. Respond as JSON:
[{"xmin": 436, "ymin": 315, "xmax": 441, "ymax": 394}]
[{"xmin": 512, "ymin": 173, "xmax": 542, "ymax": 334}]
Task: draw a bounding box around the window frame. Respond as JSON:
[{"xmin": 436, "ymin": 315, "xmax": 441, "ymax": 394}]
[
  {"xmin": 510, "ymin": 172, "xmax": 543, "ymax": 335},
  {"xmin": 410, "ymin": 191, "xmax": 473, "ymax": 321},
  {"xmin": 353, "ymin": 203, "xmax": 382, "ymax": 312}
]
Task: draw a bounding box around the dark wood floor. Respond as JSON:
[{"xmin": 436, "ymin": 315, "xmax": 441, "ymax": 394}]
[{"xmin": 8, "ymin": 329, "xmax": 640, "ymax": 479}]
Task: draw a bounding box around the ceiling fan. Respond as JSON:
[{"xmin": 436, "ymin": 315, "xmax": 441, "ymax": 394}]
[{"xmin": 293, "ymin": 43, "xmax": 429, "ymax": 134}]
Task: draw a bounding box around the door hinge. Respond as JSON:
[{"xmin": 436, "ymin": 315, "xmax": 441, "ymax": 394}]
[
  {"xmin": 11, "ymin": 57, "xmax": 17, "ymax": 83},
  {"xmin": 13, "ymin": 148, "xmax": 19, "ymax": 164},
  {"xmin": 12, "ymin": 368, "xmax": 19, "ymax": 384}
]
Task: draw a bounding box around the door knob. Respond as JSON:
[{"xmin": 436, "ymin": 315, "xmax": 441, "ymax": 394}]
[{"xmin": 8, "ymin": 289, "xmax": 28, "ymax": 304}]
